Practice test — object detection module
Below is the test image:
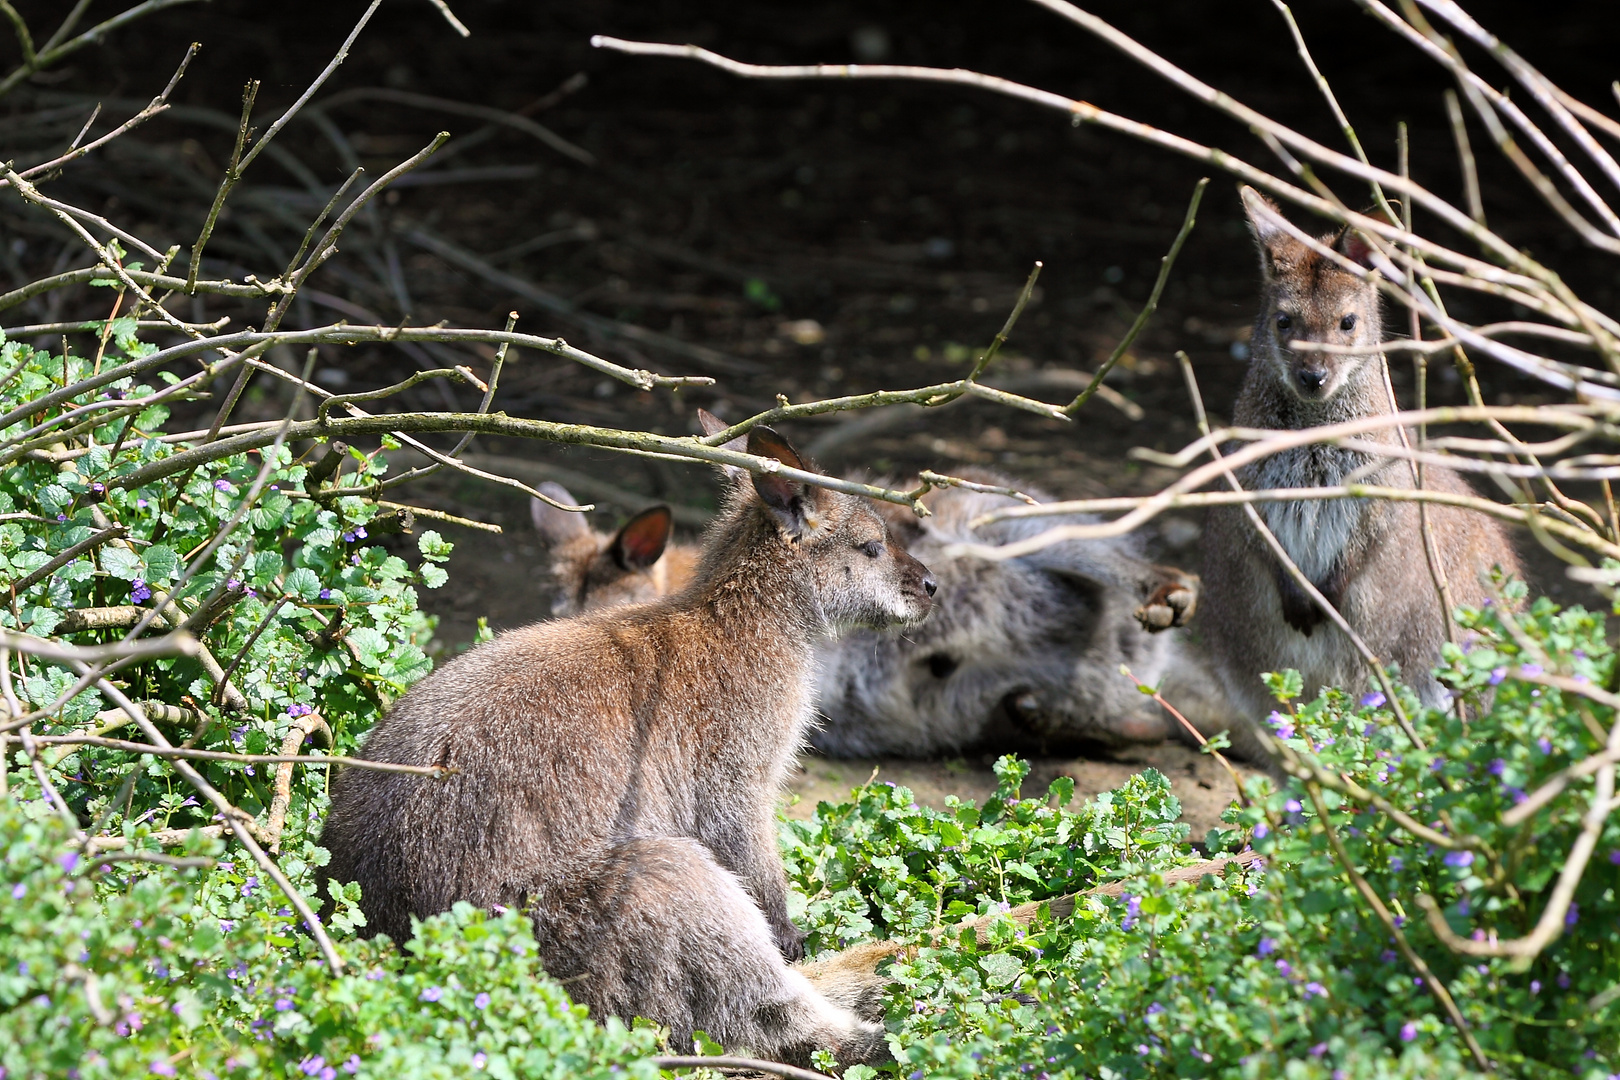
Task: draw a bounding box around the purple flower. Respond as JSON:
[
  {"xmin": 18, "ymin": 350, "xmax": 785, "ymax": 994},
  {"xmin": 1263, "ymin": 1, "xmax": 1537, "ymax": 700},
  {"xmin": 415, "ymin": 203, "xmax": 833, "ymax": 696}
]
[
  {"xmin": 471, "ymin": 1055, "xmax": 487, "ymax": 1071},
  {"xmin": 1381, "ymin": 950, "xmax": 1398, "ymax": 963},
  {"xmin": 1565, "ymin": 902, "xmax": 1579, "ymax": 929},
  {"xmin": 320, "ymin": 1071, "xmax": 335, "ymax": 1080},
  {"xmin": 214, "ymin": 479, "xmax": 234, "ymax": 492},
  {"xmin": 56, "ymin": 513, "xmax": 67, "ymax": 522},
  {"xmin": 1520, "ymin": 663, "xmax": 1543, "ymax": 677},
  {"xmin": 1305, "ymin": 981, "xmax": 1327, "ymax": 998},
  {"xmin": 1285, "ymin": 799, "xmax": 1302, "ymax": 813},
  {"xmin": 1389, "ymin": 857, "xmax": 1404, "ymax": 873},
  {"xmin": 1538, "ymin": 737, "xmax": 1553, "ymax": 755},
  {"xmin": 11, "ymin": 883, "xmax": 25, "ymax": 899},
  {"xmin": 225, "ymin": 579, "xmax": 241, "ymax": 592},
  {"xmin": 1558, "ymin": 971, "xmax": 1571, "ymax": 989},
  {"xmin": 1310, "ymin": 1042, "xmax": 1328, "ymax": 1057},
  {"xmin": 1121, "ymin": 893, "xmax": 1141, "ymax": 931},
  {"xmin": 1444, "ymin": 850, "xmax": 1474, "ymax": 869},
  {"xmin": 1359, "ymin": 691, "xmax": 1385, "ymax": 708},
  {"xmin": 241, "ymin": 877, "xmax": 258, "ymax": 897},
  {"xmin": 1266, "ymin": 711, "xmax": 1296, "ymax": 739},
  {"xmin": 1253, "ymin": 823, "xmax": 1269, "ymax": 840},
  {"xmin": 1609, "ymin": 851, "xmax": 1620, "ymax": 865},
  {"xmin": 137, "ymin": 498, "xmax": 149, "ymax": 508},
  {"xmin": 1488, "ymin": 667, "xmax": 1507, "ymax": 685},
  {"xmin": 1488, "ymin": 758, "xmax": 1506, "ymax": 777},
  {"xmin": 219, "ymin": 920, "xmax": 236, "ymax": 933},
  {"xmin": 275, "ymin": 997, "xmax": 293, "ymax": 1012},
  {"xmin": 474, "ymin": 992, "xmax": 490, "ymax": 1009},
  {"xmin": 58, "ymin": 852, "xmax": 79, "ymax": 873},
  {"xmin": 90, "ymin": 483, "xmax": 105, "ymax": 494},
  {"xmin": 1400, "ymin": 1021, "xmax": 1418, "ymax": 1042},
  {"xmin": 343, "ymin": 1058, "xmax": 360, "ymax": 1075},
  {"xmin": 342, "ymin": 532, "xmax": 356, "ymax": 543},
  {"xmin": 419, "ymin": 986, "xmax": 442, "ymax": 1003},
  {"xmin": 319, "ymin": 588, "xmax": 332, "ymax": 600},
  {"xmin": 1146, "ymin": 1001, "xmax": 1165, "ymax": 1015},
  {"xmin": 150, "ymin": 1064, "xmax": 176, "ymax": 1077},
  {"xmin": 1257, "ymin": 937, "xmax": 1277, "ymax": 956},
  {"xmin": 355, "ymin": 526, "xmax": 367, "ymax": 539},
  {"xmin": 299, "ymin": 1057, "xmax": 325, "ymax": 1077},
  {"xmin": 1530, "ymin": 980, "xmax": 1541, "ymax": 995},
  {"xmin": 130, "ymin": 578, "xmax": 152, "ymax": 604},
  {"xmin": 1276, "ymin": 959, "xmax": 1293, "ymax": 977}
]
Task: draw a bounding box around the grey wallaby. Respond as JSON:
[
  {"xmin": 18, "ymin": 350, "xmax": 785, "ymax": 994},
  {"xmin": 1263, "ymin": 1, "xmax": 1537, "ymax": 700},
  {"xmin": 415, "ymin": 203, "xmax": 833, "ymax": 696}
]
[
  {"xmin": 1201, "ymin": 187, "xmax": 1521, "ymax": 741},
  {"xmin": 535, "ymin": 410, "xmax": 1225, "ymax": 755},
  {"xmin": 320, "ymin": 424, "xmax": 936, "ymax": 1066}
]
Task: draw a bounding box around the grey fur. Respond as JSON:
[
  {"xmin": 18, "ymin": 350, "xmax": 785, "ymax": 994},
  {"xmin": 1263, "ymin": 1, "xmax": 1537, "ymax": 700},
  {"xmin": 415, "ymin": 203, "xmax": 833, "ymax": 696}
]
[
  {"xmin": 321, "ymin": 426, "xmax": 934, "ymax": 1066},
  {"xmin": 1201, "ymin": 188, "xmax": 1522, "ymax": 748}
]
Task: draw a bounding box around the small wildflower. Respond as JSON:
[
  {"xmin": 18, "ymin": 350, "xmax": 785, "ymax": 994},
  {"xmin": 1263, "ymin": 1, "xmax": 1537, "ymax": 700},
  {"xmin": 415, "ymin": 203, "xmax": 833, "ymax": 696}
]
[
  {"xmin": 1538, "ymin": 737, "xmax": 1553, "ymax": 755},
  {"xmin": 1276, "ymin": 959, "xmax": 1292, "ymax": 977},
  {"xmin": 241, "ymin": 877, "xmax": 259, "ymax": 896},
  {"xmin": 59, "ymin": 851, "xmax": 80, "ymax": 872},
  {"xmin": 355, "ymin": 526, "xmax": 367, "ymax": 539},
  {"xmin": 225, "ymin": 579, "xmax": 241, "ymax": 592},
  {"xmin": 298, "ymin": 1057, "xmax": 325, "ymax": 1077},
  {"xmin": 1400, "ymin": 1022, "xmax": 1418, "ymax": 1042},
  {"xmin": 419, "ymin": 986, "xmax": 443, "ymax": 1003},
  {"xmin": 1305, "ymin": 981, "xmax": 1327, "ymax": 998},
  {"xmin": 1284, "ymin": 798, "xmax": 1302, "ymax": 813},
  {"xmin": 1257, "ymin": 937, "xmax": 1277, "ymax": 957},
  {"xmin": 1565, "ymin": 902, "xmax": 1579, "ymax": 929},
  {"xmin": 1359, "ymin": 690, "xmax": 1385, "ymax": 708},
  {"xmin": 342, "ymin": 1058, "xmax": 360, "ymax": 1075},
  {"xmin": 130, "ymin": 578, "xmax": 152, "ymax": 604},
  {"xmin": 1488, "ymin": 667, "xmax": 1507, "ymax": 685},
  {"xmin": 214, "ymin": 479, "xmax": 234, "ymax": 492},
  {"xmin": 150, "ymin": 1064, "xmax": 176, "ymax": 1077},
  {"xmin": 1146, "ymin": 1002, "xmax": 1164, "ymax": 1015},
  {"xmin": 1609, "ymin": 850, "xmax": 1620, "ymax": 865},
  {"xmin": 1558, "ymin": 971, "xmax": 1571, "ymax": 989},
  {"xmin": 1310, "ymin": 1043, "xmax": 1328, "ymax": 1057},
  {"xmin": 1252, "ymin": 823, "xmax": 1269, "ymax": 840},
  {"xmin": 1520, "ymin": 663, "xmax": 1543, "ymax": 677},
  {"xmin": 1443, "ymin": 850, "xmax": 1474, "ymax": 869},
  {"xmin": 56, "ymin": 513, "xmax": 67, "ymax": 522},
  {"xmin": 474, "ymin": 992, "xmax": 490, "ymax": 1009},
  {"xmin": 342, "ymin": 532, "xmax": 356, "ymax": 543},
  {"xmin": 1121, "ymin": 894, "xmax": 1141, "ymax": 930},
  {"xmin": 1530, "ymin": 980, "xmax": 1541, "ymax": 995},
  {"xmin": 137, "ymin": 498, "xmax": 149, "ymax": 508},
  {"xmin": 471, "ymin": 1054, "xmax": 487, "ymax": 1071},
  {"xmin": 1381, "ymin": 950, "xmax": 1398, "ymax": 963},
  {"xmin": 11, "ymin": 883, "xmax": 24, "ymax": 899},
  {"xmin": 1389, "ymin": 856, "xmax": 1404, "ymax": 873},
  {"xmin": 275, "ymin": 997, "xmax": 293, "ymax": 1012},
  {"xmin": 1488, "ymin": 758, "xmax": 1506, "ymax": 776},
  {"xmin": 319, "ymin": 588, "xmax": 333, "ymax": 600}
]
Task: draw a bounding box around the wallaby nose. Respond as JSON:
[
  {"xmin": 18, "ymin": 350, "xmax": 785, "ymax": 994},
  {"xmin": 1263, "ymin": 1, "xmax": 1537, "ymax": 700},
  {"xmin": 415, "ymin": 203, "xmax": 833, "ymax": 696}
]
[
  {"xmin": 1297, "ymin": 367, "xmax": 1327, "ymax": 392},
  {"xmin": 922, "ymin": 573, "xmax": 938, "ymax": 597}
]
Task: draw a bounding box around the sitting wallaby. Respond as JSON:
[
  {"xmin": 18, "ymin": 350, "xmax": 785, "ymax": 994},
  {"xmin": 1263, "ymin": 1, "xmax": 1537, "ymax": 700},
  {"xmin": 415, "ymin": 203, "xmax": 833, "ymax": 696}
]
[
  {"xmin": 320, "ymin": 425, "xmax": 936, "ymax": 1066},
  {"xmin": 534, "ymin": 426, "xmax": 1219, "ymax": 755},
  {"xmin": 1201, "ymin": 187, "xmax": 1522, "ymax": 737}
]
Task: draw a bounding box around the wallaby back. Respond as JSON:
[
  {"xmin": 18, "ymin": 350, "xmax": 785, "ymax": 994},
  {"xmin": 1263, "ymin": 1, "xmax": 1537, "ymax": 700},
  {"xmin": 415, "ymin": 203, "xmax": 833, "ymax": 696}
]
[
  {"xmin": 321, "ymin": 425, "xmax": 935, "ymax": 1067},
  {"xmin": 1201, "ymin": 187, "xmax": 1521, "ymax": 737}
]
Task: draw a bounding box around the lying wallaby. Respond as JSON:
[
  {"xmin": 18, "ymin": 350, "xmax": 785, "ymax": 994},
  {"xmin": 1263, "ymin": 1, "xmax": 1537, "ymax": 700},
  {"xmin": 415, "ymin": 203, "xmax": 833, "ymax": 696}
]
[
  {"xmin": 321, "ymin": 426, "xmax": 936, "ymax": 1066},
  {"xmin": 1201, "ymin": 187, "xmax": 1521, "ymax": 735},
  {"xmin": 535, "ymin": 443, "xmax": 1216, "ymax": 755}
]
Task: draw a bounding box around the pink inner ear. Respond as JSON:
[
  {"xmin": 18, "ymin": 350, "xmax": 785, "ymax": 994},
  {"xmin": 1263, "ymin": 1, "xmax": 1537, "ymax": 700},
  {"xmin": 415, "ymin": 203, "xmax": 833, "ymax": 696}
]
[
  {"xmin": 614, "ymin": 506, "xmax": 672, "ymax": 570},
  {"xmin": 1341, "ymin": 230, "xmax": 1376, "ymax": 268}
]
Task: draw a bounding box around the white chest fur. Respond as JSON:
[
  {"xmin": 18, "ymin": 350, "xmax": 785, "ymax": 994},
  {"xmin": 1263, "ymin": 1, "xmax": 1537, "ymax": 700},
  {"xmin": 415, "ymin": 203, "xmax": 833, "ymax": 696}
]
[{"xmin": 1249, "ymin": 445, "xmax": 1371, "ymax": 584}]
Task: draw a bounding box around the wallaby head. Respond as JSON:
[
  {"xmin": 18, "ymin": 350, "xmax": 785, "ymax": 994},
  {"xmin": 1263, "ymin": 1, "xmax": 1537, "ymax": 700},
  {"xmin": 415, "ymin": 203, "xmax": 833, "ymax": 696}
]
[
  {"xmin": 530, "ymin": 482, "xmax": 681, "ymax": 616},
  {"xmin": 710, "ymin": 424, "xmax": 937, "ymax": 633},
  {"xmin": 1241, "ymin": 186, "xmax": 1386, "ymax": 411}
]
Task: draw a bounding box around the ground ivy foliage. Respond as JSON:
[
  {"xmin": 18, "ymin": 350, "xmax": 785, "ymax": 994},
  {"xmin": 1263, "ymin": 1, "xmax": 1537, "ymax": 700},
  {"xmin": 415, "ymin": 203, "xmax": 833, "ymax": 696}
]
[{"xmin": 4, "ymin": 328, "xmax": 1620, "ymax": 1076}]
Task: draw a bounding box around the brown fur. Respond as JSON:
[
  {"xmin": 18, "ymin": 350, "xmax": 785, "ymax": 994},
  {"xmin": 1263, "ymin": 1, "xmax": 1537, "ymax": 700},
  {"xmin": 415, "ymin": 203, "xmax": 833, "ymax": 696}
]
[
  {"xmin": 530, "ymin": 483, "xmax": 700, "ymax": 615},
  {"xmin": 320, "ymin": 426, "xmax": 935, "ymax": 1066},
  {"xmin": 1201, "ymin": 188, "xmax": 1521, "ymax": 748}
]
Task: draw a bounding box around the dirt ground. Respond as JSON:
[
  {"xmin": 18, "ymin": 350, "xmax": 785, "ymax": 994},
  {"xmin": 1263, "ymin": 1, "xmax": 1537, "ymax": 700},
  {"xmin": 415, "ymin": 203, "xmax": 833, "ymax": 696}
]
[{"xmin": 9, "ymin": 0, "xmax": 1610, "ymax": 839}]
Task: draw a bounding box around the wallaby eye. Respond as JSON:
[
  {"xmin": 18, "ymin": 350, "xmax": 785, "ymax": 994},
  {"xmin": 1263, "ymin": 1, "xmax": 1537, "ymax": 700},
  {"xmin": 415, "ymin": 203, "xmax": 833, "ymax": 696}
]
[
  {"xmin": 857, "ymin": 540, "xmax": 883, "ymax": 559},
  {"xmin": 1339, "ymin": 313, "xmax": 1358, "ymax": 332},
  {"xmin": 1275, "ymin": 312, "xmax": 1293, "ymax": 331}
]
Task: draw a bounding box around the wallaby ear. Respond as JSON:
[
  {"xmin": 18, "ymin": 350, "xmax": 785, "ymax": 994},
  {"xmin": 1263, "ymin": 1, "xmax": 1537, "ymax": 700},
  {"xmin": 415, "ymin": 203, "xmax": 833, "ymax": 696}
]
[
  {"xmin": 1239, "ymin": 185, "xmax": 1292, "ymax": 277},
  {"xmin": 697, "ymin": 408, "xmax": 749, "ymax": 483},
  {"xmin": 1335, "ymin": 204, "xmax": 1396, "ymax": 270},
  {"xmin": 531, "ymin": 482, "xmax": 591, "ymax": 544},
  {"xmin": 746, "ymin": 426, "xmax": 822, "ymax": 537},
  {"xmin": 609, "ymin": 505, "xmax": 672, "ymax": 571}
]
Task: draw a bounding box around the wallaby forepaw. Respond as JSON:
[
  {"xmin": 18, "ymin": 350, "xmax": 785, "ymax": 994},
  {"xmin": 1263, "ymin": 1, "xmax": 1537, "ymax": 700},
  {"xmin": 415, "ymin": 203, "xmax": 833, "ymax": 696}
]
[
  {"xmin": 1135, "ymin": 581, "xmax": 1197, "ymax": 632},
  {"xmin": 774, "ymin": 922, "xmax": 807, "ymax": 964}
]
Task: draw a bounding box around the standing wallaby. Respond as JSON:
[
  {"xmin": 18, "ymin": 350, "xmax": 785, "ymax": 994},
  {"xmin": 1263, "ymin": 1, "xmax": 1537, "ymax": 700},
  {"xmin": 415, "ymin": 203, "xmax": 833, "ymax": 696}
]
[
  {"xmin": 320, "ymin": 425, "xmax": 936, "ymax": 1066},
  {"xmin": 1201, "ymin": 187, "xmax": 1521, "ymax": 736},
  {"xmin": 535, "ymin": 437, "xmax": 1223, "ymax": 755}
]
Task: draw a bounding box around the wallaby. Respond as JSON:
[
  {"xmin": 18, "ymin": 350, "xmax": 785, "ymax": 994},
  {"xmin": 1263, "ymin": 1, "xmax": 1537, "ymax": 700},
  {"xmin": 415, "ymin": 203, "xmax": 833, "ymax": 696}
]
[
  {"xmin": 320, "ymin": 425, "xmax": 936, "ymax": 1066},
  {"xmin": 535, "ymin": 416, "xmax": 1221, "ymax": 754},
  {"xmin": 1201, "ymin": 187, "xmax": 1522, "ymax": 740},
  {"xmin": 530, "ymin": 482, "xmax": 698, "ymax": 615}
]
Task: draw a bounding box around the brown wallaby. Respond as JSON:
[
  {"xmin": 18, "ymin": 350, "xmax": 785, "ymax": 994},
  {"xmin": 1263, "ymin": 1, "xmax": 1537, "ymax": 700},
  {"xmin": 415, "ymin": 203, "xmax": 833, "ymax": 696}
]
[
  {"xmin": 530, "ymin": 482, "xmax": 699, "ymax": 615},
  {"xmin": 320, "ymin": 425, "xmax": 936, "ymax": 1066},
  {"xmin": 1201, "ymin": 187, "xmax": 1521, "ymax": 739},
  {"xmin": 535, "ymin": 412, "xmax": 1224, "ymax": 755}
]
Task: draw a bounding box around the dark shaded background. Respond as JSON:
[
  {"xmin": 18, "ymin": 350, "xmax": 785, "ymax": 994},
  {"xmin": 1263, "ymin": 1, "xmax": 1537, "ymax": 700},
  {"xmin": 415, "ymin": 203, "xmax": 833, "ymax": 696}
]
[{"xmin": 3, "ymin": 0, "xmax": 1613, "ymax": 643}]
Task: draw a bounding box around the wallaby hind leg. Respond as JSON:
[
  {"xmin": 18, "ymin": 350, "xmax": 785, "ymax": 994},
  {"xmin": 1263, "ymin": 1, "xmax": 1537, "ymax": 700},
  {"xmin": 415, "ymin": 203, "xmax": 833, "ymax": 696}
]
[{"xmin": 533, "ymin": 837, "xmax": 889, "ymax": 1067}]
